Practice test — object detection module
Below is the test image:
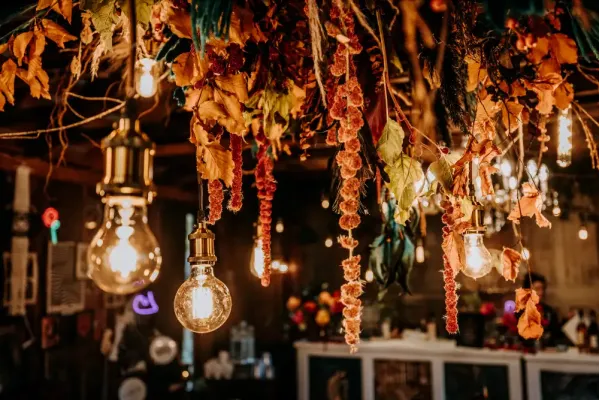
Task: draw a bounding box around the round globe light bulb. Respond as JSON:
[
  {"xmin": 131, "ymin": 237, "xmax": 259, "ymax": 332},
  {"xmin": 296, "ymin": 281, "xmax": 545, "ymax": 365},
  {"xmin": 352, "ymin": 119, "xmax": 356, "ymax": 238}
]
[
  {"xmin": 174, "ymin": 264, "xmax": 232, "ymax": 333},
  {"xmin": 88, "ymin": 196, "xmax": 161, "ymax": 294},
  {"xmin": 462, "ymin": 232, "xmax": 493, "ymax": 279}
]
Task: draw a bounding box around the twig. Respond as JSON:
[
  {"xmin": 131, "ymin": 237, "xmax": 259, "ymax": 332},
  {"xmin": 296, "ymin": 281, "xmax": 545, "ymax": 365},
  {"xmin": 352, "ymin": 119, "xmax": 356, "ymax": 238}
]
[
  {"xmin": 572, "ymin": 102, "xmax": 599, "ymax": 127},
  {"xmin": 0, "ymin": 103, "xmax": 125, "ymax": 139},
  {"xmin": 66, "ymin": 92, "xmax": 124, "ymax": 104}
]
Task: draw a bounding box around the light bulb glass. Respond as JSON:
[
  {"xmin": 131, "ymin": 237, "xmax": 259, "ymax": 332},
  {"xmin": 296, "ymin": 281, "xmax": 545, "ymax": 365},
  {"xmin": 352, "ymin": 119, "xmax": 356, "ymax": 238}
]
[
  {"xmin": 249, "ymin": 239, "xmax": 265, "ymax": 278},
  {"xmin": 578, "ymin": 226, "xmax": 588, "ymax": 240},
  {"xmin": 462, "ymin": 232, "xmax": 493, "ymax": 279},
  {"xmin": 174, "ymin": 265, "xmax": 232, "ymax": 333},
  {"xmin": 365, "ymin": 269, "xmax": 374, "ymax": 283},
  {"xmin": 135, "ymin": 58, "xmax": 158, "ymax": 98},
  {"xmin": 88, "ymin": 196, "xmax": 161, "ymax": 294},
  {"xmin": 500, "ymin": 159, "xmax": 512, "ymax": 177},
  {"xmin": 557, "ymin": 107, "xmax": 572, "ymax": 168},
  {"xmin": 324, "ymin": 237, "xmax": 333, "ymax": 248}
]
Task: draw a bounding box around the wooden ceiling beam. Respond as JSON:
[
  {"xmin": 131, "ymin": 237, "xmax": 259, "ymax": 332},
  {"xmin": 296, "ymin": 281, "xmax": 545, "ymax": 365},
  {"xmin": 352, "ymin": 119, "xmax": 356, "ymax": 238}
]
[{"xmin": 0, "ymin": 152, "xmax": 196, "ymax": 203}]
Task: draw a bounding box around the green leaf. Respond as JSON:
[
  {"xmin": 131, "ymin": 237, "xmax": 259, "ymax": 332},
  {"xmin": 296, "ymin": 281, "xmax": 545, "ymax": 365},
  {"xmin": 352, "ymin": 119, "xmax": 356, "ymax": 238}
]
[
  {"xmin": 82, "ymin": 0, "xmax": 117, "ymax": 50},
  {"xmin": 459, "ymin": 197, "xmax": 474, "ymax": 223},
  {"xmin": 385, "ymin": 155, "xmax": 423, "ymax": 225},
  {"xmin": 120, "ymin": 0, "xmax": 155, "ymax": 28},
  {"xmin": 427, "ymin": 152, "xmax": 461, "ymax": 192},
  {"xmin": 377, "ymin": 118, "xmax": 405, "ymax": 165}
]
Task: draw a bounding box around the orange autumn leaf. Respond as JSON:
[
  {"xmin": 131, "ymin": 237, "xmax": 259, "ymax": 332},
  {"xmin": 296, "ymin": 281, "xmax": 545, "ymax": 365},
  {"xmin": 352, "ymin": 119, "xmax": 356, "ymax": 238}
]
[
  {"xmin": 12, "ymin": 32, "xmax": 34, "ymax": 65},
  {"xmin": 515, "ymin": 288, "xmax": 539, "ymax": 312},
  {"xmin": 508, "ymin": 183, "xmax": 552, "ymax": 228},
  {"xmin": 502, "ymin": 247, "xmax": 521, "ymax": 282},
  {"xmin": 214, "ymin": 74, "xmax": 248, "ymax": 102},
  {"xmin": 0, "ymin": 59, "xmax": 17, "ymax": 109},
  {"xmin": 465, "ymin": 56, "xmax": 487, "ymax": 92},
  {"xmin": 550, "ymin": 33, "xmax": 578, "ymax": 64},
  {"xmin": 172, "ymin": 52, "xmax": 196, "ymax": 87},
  {"xmin": 527, "ymin": 36, "xmax": 549, "ymax": 64},
  {"xmin": 518, "ymin": 296, "xmax": 544, "ymax": 340},
  {"xmin": 40, "ymin": 19, "xmax": 77, "ymax": 48},
  {"xmin": 442, "ymin": 231, "xmax": 466, "ymax": 276},
  {"xmin": 554, "ymin": 81, "xmax": 574, "ymax": 110},
  {"xmin": 501, "ymin": 101, "xmax": 524, "ymax": 133},
  {"xmin": 473, "ymin": 94, "xmax": 500, "ymax": 140},
  {"xmin": 196, "ymin": 141, "xmax": 234, "ymax": 187},
  {"xmin": 165, "ymin": 6, "xmax": 192, "ymax": 38},
  {"xmin": 16, "ymin": 67, "xmax": 51, "ymax": 100},
  {"xmin": 37, "ymin": 0, "xmax": 72, "ymax": 23}
]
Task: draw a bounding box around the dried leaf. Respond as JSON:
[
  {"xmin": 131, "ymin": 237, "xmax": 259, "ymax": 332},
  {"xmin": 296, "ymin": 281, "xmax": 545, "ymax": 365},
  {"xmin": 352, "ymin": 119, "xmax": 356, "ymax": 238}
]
[
  {"xmin": 550, "ymin": 33, "xmax": 578, "ymax": 64},
  {"xmin": 442, "ymin": 231, "xmax": 466, "ymax": 276},
  {"xmin": 197, "ymin": 141, "xmax": 234, "ymax": 187},
  {"xmin": 0, "ymin": 43, "xmax": 8, "ymax": 54},
  {"xmin": 214, "ymin": 74, "xmax": 248, "ymax": 102},
  {"xmin": 502, "ymin": 247, "xmax": 521, "ymax": 282},
  {"xmin": 473, "ymin": 94, "xmax": 500, "ymax": 140},
  {"xmin": 501, "ymin": 101, "xmax": 524, "ymax": 133},
  {"xmin": 385, "ymin": 155, "xmax": 423, "ymax": 225},
  {"xmin": 508, "ymin": 183, "xmax": 552, "ymax": 228},
  {"xmin": 16, "ymin": 67, "xmax": 51, "ymax": 100},
  {"xmin": 196, "ymin": 101, "xmax": 227, "ymax": 123},
  {"xmin": 70, "ymin": 55, "xmax": 81, "ymax": 78},
  {"xmin": 515, "ymin": 288, "xmax": 539, "ymax": 312},
  {"xmin": 165, "ymin": 6, "xmax": 192, "ymax": 38},
  {"xmin": 80, "ymin": 12, "xmax": 94, "ymax": 44},
  {"xmin": 518, "ymin": 296, "xmax": 544, "ymax": 340},
  {"xmin": 377, "ymin": 118, "xmax": 405, "ymax": 165},
  {"xmin": 527, "ymin": 36, "xmax": 549, "ymax": 64},
  {"xmin": 466, "ymin": 56, "xmax": 487, "ymax": 92},
  {"xmin": 0, "ymin": 59, "xmax": 17, "ymax": 106},
  {"xmin": 40, "ymin": 19, "xmax": 77, "ymax": 48},
  {"xmin": 554, "ymin": 81, "xmax": 574, "ymax": 110},
  {"xmin": 12, "ymin": 32, "xmax": 34, "ymax": 65},
  {"xmin": 172, "ymin": 52, "xmax": 195, "ymax": 86},
  {"xmin": 214, "ymin": 88, "xmax": 245, "ymax": 132},
  {"xmin": 429, "ymin": 158, "xmax": 452, "ymax": 192}
]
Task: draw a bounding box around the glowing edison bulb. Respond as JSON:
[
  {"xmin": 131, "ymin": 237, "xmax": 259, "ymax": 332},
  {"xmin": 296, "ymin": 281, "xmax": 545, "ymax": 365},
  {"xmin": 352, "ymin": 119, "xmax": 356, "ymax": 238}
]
[
  {"xmin": 462, "ymin": 233, "xmax": 493, "ymax": 279},
  {"xmin": 135, "ymin": 58, "xmax": 158, "ymax": 98},
  {"xmin": 88, "ymin": 196, "xmax": 161, "ymax": 294},
  {"xmin": 557, "ymin": 107, "xmax": 573, "ymax": 168},
  {"xmin": 249, "ymin": 239, "xmax": 265, "ymax": 278},
  {"xmin": 174, "ymin": 264, "xmax": 232, "ymax": 333}
]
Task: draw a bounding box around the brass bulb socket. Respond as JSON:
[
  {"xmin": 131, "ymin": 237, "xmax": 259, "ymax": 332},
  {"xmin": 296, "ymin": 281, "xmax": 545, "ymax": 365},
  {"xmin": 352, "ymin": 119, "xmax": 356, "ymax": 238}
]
[
  {"xmin": 188, "ymin": 221, "xmax": 217, "ymax": 264},
  {"xmin": 97, "ymin": 117, "xmax": 156, "ymax": 203},
  {"xmin": 466, "ymin": 202, "xmax": 487, "ymax": 234}
]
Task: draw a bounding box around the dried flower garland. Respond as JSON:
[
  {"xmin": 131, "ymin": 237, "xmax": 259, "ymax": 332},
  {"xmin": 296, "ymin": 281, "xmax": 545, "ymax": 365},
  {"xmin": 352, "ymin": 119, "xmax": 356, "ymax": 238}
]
[
  {"xmin": 228, "ymin": 134, "xmax": 243, "ymax": 212},
  {"xmin": 207, "ymin": 179, "xmax": 224, "ymax": 224}
]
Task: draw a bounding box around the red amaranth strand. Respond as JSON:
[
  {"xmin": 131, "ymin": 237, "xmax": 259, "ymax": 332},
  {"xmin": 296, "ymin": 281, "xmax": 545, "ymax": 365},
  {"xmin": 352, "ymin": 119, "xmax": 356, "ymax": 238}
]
[
  {"xmin": 443, "ymin": 255, "xmax": 459, "ymax": 334},
  {"xmin": 328, "ymin": 1, "xmax": 364, "ymax": 353},
  {"xmin": 228, "ymin": 134, "xmax": 243, "ymax": 212},
  {"xmin": 255, "ymin": 136, "xmax": 276, "ymax": 287},
  {"xmin": 207, "ymin": 179, "xmax": 224, "ymax": 225}
]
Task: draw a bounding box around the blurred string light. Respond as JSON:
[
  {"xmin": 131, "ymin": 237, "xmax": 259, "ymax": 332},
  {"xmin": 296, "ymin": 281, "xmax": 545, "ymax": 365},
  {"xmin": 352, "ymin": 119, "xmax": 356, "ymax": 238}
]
[
  {"xmin": 365, "ymin": 269, "xmax": 374, "ymax": 283},
  {"xmin": 521, "ymin": 247, "xmax": 531, "ymax": 261},
  {"xmin": 556, "ymin": 106, "xmax": 573, "ymax": 168},
  {"xmin": 275, "ymin": 218, "xmax": 284, "ymax": 233},
  {"xmin": 415, "ymin": 238, "xmax": 425, "ymax": 263},
  {"xmin": 324, "ymin": 237, "xmax": 333, "ymax": 248},
  {"xmin": 321, "ymin": 193, "xmax": 330, "ymax": 209},
  {"xmin": 551, "ymin": 191, "xmax": 561, "ymax": 217},
  {"xmin": 578, "ymin": 225, "xmax": 589, "ymax": 240}
]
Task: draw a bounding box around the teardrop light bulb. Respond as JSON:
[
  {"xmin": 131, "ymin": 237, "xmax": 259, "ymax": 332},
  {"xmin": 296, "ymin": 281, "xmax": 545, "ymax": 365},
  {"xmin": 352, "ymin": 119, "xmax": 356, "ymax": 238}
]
[
  {"xmin": 462, "ymin": 232, "xmax": 493, "ymax": 279},
  {"xmin": 88, "ymin": 196, "xmax": 161, "ymax": 294}
]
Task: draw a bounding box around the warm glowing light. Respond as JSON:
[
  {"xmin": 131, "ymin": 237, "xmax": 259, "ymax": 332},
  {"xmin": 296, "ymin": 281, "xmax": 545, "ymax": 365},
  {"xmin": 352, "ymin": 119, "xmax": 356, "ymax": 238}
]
[
  {"xmin": 324, "ymin": 237, "xmax": 333, "ymax": 248},
  {"xmin": 500, "ymin": 159, "xmax": 512, "ymax": 177},
  {"xmin": 557, "ymin": 107, "xmax": 573, "ymax": 168},
  {"xmin": 249, "ymin": 239, "xmax": 265, "ymax": 278},
  {"xmin": 136, "ymin": 58, "xmax": 158, "ymax": 98},
  {"xmin": 521, "ymin": 247, "xmax": 530, "ymax": 260},
  {"xmin": 578, "ymin": 225, "xmax": 588, "ymax": 240},
  {"xmin": 365, "ymin": 269, "xmax": 374, "ymax": 283},
  {"xmin": 275, "ymin": 219, "xmax": 284, "ymax": 233},
  {"xmin": 508, "ymin": 176, "xmax": 518, "ymax": 190},
  {"xmin": 182, "ymin": 370, "xmax": 190, "ymax": 379},
  {"xmin": 552, "ymin": 205, "xmax": 561, "ymax": 217},
  {"xmin": 174, "ymin": 265, "xmax": 232, "ymax": 333},
  {"xmin": 88, "ymin": 196, "xmax": 161, "ymax": 294},
  {"xmin": 416, "ymin": 242, "xmax": 425, "ymax": 264},
  {"xmin": 462, "ymin": 232, "xmax": 493, "ymax": 279},
  {"xmin": 321, "ymin": 198, "xmax": 330, "ymax": 209}
]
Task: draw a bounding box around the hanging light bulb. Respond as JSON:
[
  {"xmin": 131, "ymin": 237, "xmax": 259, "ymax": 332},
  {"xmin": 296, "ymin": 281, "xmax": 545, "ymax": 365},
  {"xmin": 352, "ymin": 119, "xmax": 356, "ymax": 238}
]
[
  {"xmin": 578, "ymin": 225, "xmax": 589, "ymax": 240},
  {"xmin": 556, "ymin": 107, "xmax": 573, "ymax": 168},
  {"xmin": 135, "ymin": 58, "xmax": 159, "ymax": 98},
  {"xmin": 275, "ymin": 218, "xmax": 284, "ymax": 233},
  {"xmin": 90, "ymin": 115, "xmax": 160, "ymax": 294},
  {"xmin": 415, "ymin": 239, "xmax": 425, "ymax": 263},
  {"xmin": 365, "ymin": 269, "xmax": 374, "ymax": 283},
  {"xmin": 521, "ymin": 247, "xmax": 530, "ymax": 261},
  {"xmin": 324, "ymin": 237, "xmax": 333, "ymax": 248},
  {"xmin": 174, "ymin": 221, "xmax": 232, "ymax": 333},
  {"xmin": 551, "ymin": 191, "xmax": 561, "ymax": 217},
  {"xmin": 462, "ymin": 203, "xmax": 493, "ymax": 279},
  {"xmin": 321, "ymin": 194, "xmax": 330, "ymax": 209}
]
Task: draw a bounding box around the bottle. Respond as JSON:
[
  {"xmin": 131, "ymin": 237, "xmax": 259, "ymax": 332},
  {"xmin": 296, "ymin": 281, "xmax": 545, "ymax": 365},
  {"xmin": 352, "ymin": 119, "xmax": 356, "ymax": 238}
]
[
  {"xmin": 576, "ymin": 309, "xmax": 589, "ymax": 352},
  {"xmin": 426, "ymin": 313, "xmax": 437, "ymax": 341},
  {"xmin": 587, "ymin": 311, "xmax": 599, "ymax": 354},
  {"xmin": 246, "ymin": 323, "xmax": 256, "ymax": 364},
  {"xmin": 239, "ymin": 321, "xmax": 248, "ymax": 364},
  {"xmin": 230, "ymin": 323, "xmax": 241, "ymax": 363},
  {"xmin": 419, "ymin": 318, "xmax": 427, "ymax": 333}
]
